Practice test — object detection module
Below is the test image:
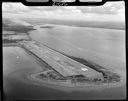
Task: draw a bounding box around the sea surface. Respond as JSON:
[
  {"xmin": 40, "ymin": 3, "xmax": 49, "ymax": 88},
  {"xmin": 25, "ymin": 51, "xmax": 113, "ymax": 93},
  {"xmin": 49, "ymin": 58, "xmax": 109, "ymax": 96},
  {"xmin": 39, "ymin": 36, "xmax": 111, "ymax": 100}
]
[{"xmin": 3, "ymin": 25, "xmax": 126, "ymax": 100}]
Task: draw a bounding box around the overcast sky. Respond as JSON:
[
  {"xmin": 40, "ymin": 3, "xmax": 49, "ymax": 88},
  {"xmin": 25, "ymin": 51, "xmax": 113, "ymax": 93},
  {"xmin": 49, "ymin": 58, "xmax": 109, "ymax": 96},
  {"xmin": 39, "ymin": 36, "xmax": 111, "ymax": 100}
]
[{"xmin": 2, "ymin": 1, "xmax": 125, "ymax": 22}]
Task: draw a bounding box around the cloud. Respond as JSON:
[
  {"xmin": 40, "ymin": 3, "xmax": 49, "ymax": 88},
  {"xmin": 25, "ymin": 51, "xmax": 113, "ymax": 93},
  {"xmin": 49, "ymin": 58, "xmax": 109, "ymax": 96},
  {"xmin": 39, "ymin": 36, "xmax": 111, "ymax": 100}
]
[
  {"xmin": 2, "ymin": 3, "xmax": 30, "ymax": 13},
  {"xmin": 2, "ymin": 1, "xmax": 124, "ymax": 14},
  {"xmin": 77, "ymin": 1, "xmax": 124, "ymax": 14},
  {"xmin": 2, "ymin": 1, "xmax": 125, "ymax": 22}
]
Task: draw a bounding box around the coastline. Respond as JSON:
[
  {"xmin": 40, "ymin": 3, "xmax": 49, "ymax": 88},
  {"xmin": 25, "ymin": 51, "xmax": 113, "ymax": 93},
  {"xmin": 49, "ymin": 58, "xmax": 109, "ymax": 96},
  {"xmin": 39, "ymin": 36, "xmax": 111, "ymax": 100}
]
[
  {"xmin": 3, "ymin": 24, "xmax": 126, "ymax": 92},
  {"xmin": 3, "ymin": 43, "xmax": 125, "ymax": 90},
  {"xmin": 27, "ymin": 71, "xmax": 125, "ymax": 92}
]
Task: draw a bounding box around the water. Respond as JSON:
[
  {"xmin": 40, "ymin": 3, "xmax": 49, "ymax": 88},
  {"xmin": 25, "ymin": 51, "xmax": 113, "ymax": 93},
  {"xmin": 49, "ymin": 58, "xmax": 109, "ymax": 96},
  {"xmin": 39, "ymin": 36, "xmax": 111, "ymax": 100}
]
[
  {"xmin": 31, "ymin": 25, "xmax": 125, "ymax": 58},
  {"xmin": 3, "ymin": 25, "xmax": 126, "ymax": 100},
  {"xmin": 30, "ymin": 25, "xmax": 125, "ymax": 70}
]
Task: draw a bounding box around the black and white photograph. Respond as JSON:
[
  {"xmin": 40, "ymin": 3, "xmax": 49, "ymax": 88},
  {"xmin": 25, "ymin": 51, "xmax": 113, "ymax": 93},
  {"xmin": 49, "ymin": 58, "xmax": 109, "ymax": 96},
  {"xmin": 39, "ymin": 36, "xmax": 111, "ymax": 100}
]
[{"xmin": 2, "ymin": 0, "xmax": 126, "ymax": 100}]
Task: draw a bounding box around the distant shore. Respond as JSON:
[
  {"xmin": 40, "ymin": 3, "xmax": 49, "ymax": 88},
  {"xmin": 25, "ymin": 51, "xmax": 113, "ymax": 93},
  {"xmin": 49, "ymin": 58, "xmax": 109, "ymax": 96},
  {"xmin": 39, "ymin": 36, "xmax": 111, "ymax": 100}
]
[{"xmin": 22, "ymin": 18, "xmax": 125, "ymax": 30}]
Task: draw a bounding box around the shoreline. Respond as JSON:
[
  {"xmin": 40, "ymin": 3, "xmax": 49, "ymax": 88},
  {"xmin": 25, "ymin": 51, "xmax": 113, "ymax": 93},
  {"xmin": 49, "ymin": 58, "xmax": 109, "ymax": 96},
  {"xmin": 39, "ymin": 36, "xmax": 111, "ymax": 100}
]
[
  {"xmin": 27, "ymin": 71, "xmax": 125, "ymax": 91},
  {"xmin": 3, "ymin": 24, "xmax": 125, "ymax": 89},
  {"xmin": 3, "ymin": 46, "xmax": 126, "ymax": 95},
  {"xmin": 3, "ymin": 44, "xmax": 125, "ymax": 89}
]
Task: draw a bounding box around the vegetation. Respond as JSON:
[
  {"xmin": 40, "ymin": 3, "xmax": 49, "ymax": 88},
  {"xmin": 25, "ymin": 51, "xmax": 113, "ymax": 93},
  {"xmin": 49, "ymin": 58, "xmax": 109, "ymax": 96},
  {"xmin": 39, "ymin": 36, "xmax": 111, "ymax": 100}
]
[
  {"xmin": 64, "ymin": 55, "xmax": 121, "ymax": 83},
  {"xmin": 2, "ymin": 18, "xmax": 35, "ymax": 33},
  {"xmin": 3, "ymin": 24, "xmax": 35, "ymax": 33},
  {"xmin": 40, "ymin": 26, "xmax": 53, "ymax": 29},
  {"xmin": 3, "ymin": 39, "xmax": 18, "ymax": 44}
]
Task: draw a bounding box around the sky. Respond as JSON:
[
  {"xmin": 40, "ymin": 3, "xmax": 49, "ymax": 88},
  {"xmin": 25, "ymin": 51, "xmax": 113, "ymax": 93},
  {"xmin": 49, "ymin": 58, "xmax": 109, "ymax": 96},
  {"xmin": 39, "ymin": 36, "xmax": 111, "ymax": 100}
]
[{"xmin": 2, "ymin": 1, "xmax": 125, "ymax": 22}]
